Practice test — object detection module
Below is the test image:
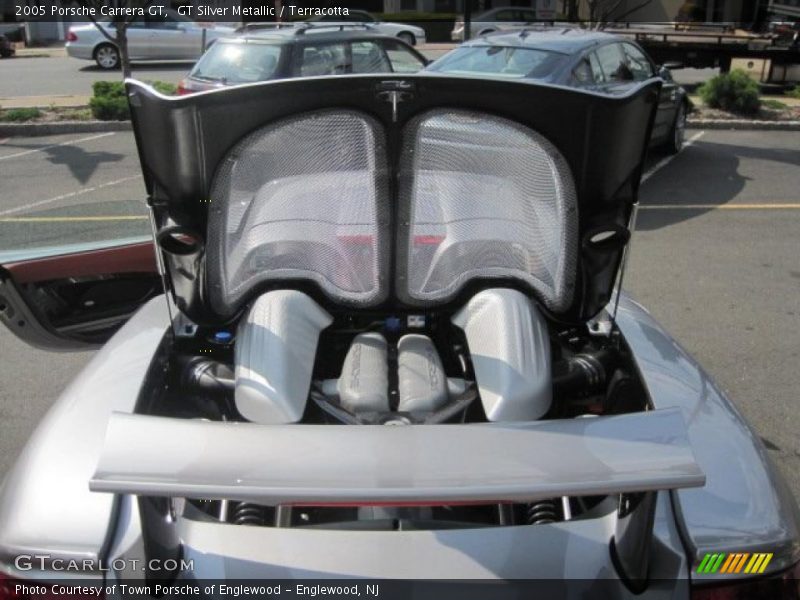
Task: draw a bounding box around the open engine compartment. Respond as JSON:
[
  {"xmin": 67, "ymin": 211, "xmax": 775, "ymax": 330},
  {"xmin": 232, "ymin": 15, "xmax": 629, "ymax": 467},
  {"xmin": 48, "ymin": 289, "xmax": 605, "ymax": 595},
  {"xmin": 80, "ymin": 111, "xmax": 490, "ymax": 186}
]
[
  {"xmin": 117, "ymin": 75, "xmax": 669, "ymax": 534},
  {"xmin": 135, "ymin": 286, "xmax": 651, "ymax": 531}
]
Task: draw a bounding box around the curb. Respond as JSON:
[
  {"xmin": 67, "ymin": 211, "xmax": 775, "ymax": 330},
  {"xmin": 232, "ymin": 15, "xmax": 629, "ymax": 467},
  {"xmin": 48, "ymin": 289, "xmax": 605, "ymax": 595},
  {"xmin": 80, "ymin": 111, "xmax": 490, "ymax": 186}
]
[
  {"xmin": 10, "ymin": 52, "xmax": 53, "ymax": 59},
  {"xmin": 688, "ymin": 119, "xmax": 800, "ymax": 131},
  {"xmin": 0, "ymin": 95, "xmax": 92, "ymax": 109},
  {"xmin": 0, "ymin": 120, "xmax": 131, "ymax": 137}
]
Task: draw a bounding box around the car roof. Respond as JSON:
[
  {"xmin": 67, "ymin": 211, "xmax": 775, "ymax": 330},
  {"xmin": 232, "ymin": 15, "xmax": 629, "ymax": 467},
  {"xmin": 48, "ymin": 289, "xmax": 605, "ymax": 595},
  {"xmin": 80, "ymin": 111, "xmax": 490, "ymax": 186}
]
[
  {"xmin": 223, "ymin": 25, "xmax": 397, "ymax": 44},
  {"xmin": 463, "ymin": 28, "xmax": 619, "ymax": 55}
]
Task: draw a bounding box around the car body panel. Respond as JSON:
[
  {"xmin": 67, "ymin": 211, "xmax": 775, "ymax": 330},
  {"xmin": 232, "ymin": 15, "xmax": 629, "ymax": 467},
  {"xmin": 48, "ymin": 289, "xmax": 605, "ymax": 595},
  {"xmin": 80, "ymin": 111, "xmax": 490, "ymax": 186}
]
[
  {"xmin": 3, "ymin": 240, "xmax": 155, "ymax": 285},
  {"xmin": 126, "ymin": 75, "xmax": 659, "ymax": 321},
  {"xmin": 92, "ymin": 490, "xmax": 692, "ymax": 587},
  {"xmin": 0, "ymin": 240, "xmax": 160, "ymax": 350},
  {"xmin": 99, "ymin": 483, "xmax": 692, "ymax": 586},
  {"xmin": 616, "ymin": 295, "xmax": 800, "ymax": 578},
  {"xmin": 170, "ymin": 492, "xmax": 690, "ymax": 585},
  {"xmin": 0, "ymin": 296, "xmax": 168, "ymax": 569},
  {"xmin": 0, "ymin": 284, "xmax": 796, "ymax": 583},
  {"xmin": 0, "ymin": 236, "xmax": 151, "ymax": 266},
  {"xmin": 90, "ymin": 409, "xmax": 704, "ymax": 504}
]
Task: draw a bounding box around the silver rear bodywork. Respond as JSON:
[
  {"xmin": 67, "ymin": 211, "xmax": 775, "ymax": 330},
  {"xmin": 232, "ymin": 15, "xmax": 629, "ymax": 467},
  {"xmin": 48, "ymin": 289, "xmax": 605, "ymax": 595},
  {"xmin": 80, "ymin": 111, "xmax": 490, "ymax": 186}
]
[
  {"xmin": 89, "ymin": 409, "xmax": 703, "ymax": 504},
  {"xmin": 0, "ymin": 297, "xmax": 168, "ymax": 570},
  {"xmin": 2, "ymin": 73, "xmax": 798, "ymax": 588},
  {"xmin": 2, "ymin": 295, "xmax": 797, "ymax": 583}
]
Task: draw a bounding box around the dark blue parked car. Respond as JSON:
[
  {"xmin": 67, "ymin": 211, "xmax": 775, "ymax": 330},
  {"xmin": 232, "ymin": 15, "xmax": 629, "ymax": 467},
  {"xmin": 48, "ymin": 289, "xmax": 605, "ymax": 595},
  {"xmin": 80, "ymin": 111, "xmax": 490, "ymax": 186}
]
[{"xmin": 426, "ymin": 28, "xmax": 690, "ymax": 153}]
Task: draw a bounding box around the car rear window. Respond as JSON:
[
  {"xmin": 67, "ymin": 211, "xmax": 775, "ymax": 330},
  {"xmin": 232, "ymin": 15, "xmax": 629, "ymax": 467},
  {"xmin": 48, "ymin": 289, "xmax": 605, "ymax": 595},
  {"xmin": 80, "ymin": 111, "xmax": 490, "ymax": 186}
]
[
  {"xmin": 426, "ymin": 46, "xmax": 564, "ymax": 79},
  {"xmin": 191, "ymin": 42, "xmax": 283, "ymax": 84},
  {"xmin": 351, "ymin": 41, "xmax": 392, "ymax": 73},
  {"xmin": 297, "ymin": 43, "xmax": 349, "ymax": 77}
]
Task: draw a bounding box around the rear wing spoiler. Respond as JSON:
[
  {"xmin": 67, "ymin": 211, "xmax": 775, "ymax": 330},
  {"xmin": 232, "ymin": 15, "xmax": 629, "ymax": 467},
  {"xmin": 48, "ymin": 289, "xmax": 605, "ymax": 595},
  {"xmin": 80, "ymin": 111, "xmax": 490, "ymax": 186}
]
[{"xmin": 90, "ymin": 408, "xmax": 703, "ymax": 505}]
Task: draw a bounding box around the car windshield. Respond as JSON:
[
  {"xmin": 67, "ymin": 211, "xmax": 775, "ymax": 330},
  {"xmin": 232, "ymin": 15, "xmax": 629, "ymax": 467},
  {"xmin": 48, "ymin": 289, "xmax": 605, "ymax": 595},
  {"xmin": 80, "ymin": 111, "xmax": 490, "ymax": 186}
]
[
  {"xmin": 191, "ymin": 42, "xmax": 283, "ymax": 84},
  {"xmin": 427, "ymin": 46, "xmax": 564, "ymax": 79}
]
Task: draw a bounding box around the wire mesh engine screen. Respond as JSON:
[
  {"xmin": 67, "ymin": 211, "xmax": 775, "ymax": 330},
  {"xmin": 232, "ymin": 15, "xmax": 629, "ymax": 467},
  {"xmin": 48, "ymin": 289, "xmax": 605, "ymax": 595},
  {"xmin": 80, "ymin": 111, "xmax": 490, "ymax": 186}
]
[
  {"xmin": 207, "ymin": 110, "xmax": 389, "ymax": 315},
  {"xmin": 399, "ymin": 109, "xmax": 578, "ymax": 312}
]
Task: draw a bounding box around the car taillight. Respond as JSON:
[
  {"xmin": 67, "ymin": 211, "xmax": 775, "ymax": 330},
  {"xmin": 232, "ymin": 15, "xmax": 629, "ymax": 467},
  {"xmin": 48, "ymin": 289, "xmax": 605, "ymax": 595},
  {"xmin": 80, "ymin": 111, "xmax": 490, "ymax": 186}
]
[
  {"xmin": 66, "ymin": 31, "xmax": 77, "ymax": 42},
  {"xmin": 692, "ymin": 561, "xmax": 800, "ymax": 600},
  {"xmin": 337, "ymin": 234, "xmax": 374, "ymax": 245},
  {"xmin": 413, "ymin": 235, "xmax": 444, "ymax": 246}
]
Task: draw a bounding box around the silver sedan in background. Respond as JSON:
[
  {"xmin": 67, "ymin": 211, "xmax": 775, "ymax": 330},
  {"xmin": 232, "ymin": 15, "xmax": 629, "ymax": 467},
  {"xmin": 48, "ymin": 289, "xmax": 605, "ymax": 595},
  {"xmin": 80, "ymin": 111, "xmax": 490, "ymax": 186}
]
[
  {"xmin": 65, "ymin": 10, "xmax": 235, "ymax": 69},
  {"xmin": 308, "ymin": 9, "xmax": 427, "ymax": 46}
]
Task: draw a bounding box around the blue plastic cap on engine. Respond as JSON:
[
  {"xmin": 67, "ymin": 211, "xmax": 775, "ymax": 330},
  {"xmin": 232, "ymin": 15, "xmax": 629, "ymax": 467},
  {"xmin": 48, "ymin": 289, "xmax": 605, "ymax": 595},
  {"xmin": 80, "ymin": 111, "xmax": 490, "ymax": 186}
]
[
  {"xmin": 213, "ymin": 331, "xmax": 233, "ymax": 344},
  {"xmin": 385, "ymin": 317, "xmax": 402, "ymax": 332}
]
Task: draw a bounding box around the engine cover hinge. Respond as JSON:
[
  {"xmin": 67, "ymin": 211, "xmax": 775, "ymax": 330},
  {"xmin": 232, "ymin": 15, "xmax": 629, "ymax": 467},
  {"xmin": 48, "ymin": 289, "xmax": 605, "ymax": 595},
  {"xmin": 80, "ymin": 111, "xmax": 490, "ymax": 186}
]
[{"xmin": 375, "ymin": 80, "xmax": 415, "ymax": 122}]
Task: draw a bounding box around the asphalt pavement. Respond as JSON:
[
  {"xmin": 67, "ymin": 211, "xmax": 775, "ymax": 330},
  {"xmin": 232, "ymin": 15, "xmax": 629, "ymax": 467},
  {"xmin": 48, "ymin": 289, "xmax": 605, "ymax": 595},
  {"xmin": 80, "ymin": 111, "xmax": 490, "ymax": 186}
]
[
  {"xmin": 0, "ymin": 128, "xmax": 798, "ymax": 505},
  {"xmin": 0, "ymin": 132, "xmax": 149, "ymax": 251}
]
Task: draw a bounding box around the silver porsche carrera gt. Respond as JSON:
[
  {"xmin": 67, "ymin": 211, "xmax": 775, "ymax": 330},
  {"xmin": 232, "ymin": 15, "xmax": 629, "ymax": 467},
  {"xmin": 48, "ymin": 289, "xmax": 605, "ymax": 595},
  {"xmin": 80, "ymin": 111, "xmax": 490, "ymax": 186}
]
[{"xmin": 0, "ymin": 73, "xmax": 798, "ymax": 598}]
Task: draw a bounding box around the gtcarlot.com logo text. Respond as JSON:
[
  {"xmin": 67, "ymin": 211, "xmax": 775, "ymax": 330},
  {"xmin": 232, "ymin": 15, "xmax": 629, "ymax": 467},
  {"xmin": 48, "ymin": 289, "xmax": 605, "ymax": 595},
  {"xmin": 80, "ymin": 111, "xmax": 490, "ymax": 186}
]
[{"xmin": 14, "ymin": 554, "xmax": 194, "ymax": 572}]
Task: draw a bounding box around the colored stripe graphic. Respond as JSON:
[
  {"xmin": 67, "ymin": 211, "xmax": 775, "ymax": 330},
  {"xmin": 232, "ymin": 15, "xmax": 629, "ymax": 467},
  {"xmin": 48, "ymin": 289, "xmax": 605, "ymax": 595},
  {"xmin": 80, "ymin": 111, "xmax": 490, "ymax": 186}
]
[
  {"xmin": 698, "ymin": 552, "xmax": 774, "ymax": 574},
  {"xmin": 720, "ymin": 553, "xmax": 736, "ymax": 573},
  {"xmin": 696, "ymin": 554, "xmax": 713, "ymax": 573},
  {"xmin": 699, "ymin": 553, "xmax": 726, "ymax": 573},
  {"xmin": 734, "ymin": 553, "xmax": 749, "ymax": 573}
]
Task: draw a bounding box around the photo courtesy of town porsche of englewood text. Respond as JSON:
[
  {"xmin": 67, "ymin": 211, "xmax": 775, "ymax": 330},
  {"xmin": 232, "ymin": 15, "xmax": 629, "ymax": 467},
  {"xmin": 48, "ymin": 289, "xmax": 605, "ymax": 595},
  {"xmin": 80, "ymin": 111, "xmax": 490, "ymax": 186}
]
[{"xmin": 0, "ymin": 1, "xmax": 799, "ymax": 598}]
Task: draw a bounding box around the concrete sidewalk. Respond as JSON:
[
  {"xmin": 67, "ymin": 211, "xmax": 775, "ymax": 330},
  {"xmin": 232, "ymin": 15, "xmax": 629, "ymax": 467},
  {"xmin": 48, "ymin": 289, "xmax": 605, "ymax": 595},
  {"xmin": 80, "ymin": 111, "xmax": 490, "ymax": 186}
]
[
  {"xmin": 12, "ymin": 43, "xmax": 66, "ymax": 58},
  {"xmin": 689, "ymin": 94, "xmax": 800, "ymax": 108},
  {"xmin": 0, "ymin": 94, "xmax": 90, "ymax": 109}
]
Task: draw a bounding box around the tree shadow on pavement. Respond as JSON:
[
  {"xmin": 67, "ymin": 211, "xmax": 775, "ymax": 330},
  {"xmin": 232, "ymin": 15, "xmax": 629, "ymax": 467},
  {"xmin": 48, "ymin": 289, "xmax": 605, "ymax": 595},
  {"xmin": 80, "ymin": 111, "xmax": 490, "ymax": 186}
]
[
  {"xmin": 637, "ymin": 139, "xmax": 800, "ymax": 231},
  {"xmin": 43, "ymin": 143, "xmax": 124, "ymax": 184},
  {"xmin": 1, "ymin": 138, "xmax": 125, "ymax": 184},
  {"xmin": 79, "ymin": 63, "xmax": 191, "ymax": 74}
]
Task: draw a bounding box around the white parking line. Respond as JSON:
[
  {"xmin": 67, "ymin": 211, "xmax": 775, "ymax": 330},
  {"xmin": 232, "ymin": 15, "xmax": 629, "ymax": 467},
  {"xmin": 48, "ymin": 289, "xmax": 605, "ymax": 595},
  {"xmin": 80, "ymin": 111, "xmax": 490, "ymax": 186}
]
[
  {"xmin": 0, "ymin": 175, "xmax": 141, "ymax": 217},
  {"xmin": 640, "ymin": 203, "xmax": 800, "ymax": 210},
  {"xmin": 0, "ymin": 132, "xmax": 116, "ymax": 162},
  {"xmin": 641, "ymin": 131, "xmax": 705, "ymax": 184},
  {"xmin": 0, "ymin": 215, "xmax": 148, "ymax": 222}
]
